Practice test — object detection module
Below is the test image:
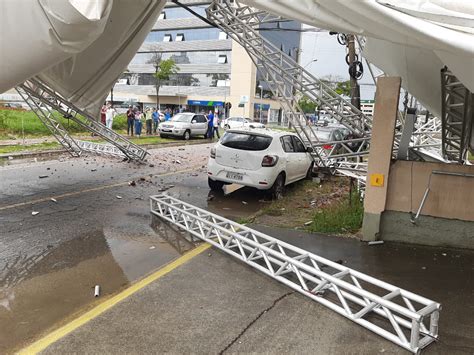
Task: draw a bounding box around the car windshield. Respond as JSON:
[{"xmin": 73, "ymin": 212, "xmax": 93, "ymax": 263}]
[
  {"xmin": 171, "ymin": 114, "xmax": 192, "ymax": 123},
  {"xmin": 315, "ymin": 130, "xmax": 332, "ymax": 141},
  {"xmin": 221, "ymin": 132, "xmax": 272, "ymax": 151}
]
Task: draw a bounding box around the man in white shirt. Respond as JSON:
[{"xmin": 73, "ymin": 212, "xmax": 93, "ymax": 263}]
[
  {"xmin": 212, "ymin": 110, "xmax": 220, "ymax": 139},
  {"xmin": 105, "ymin": 104, "xmax": 116, "ymax": 130}
]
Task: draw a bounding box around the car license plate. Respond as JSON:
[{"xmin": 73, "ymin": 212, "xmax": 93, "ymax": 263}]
[{"xmin": 226, "ymin": 171, "xmax": 243, "ymax": 181}]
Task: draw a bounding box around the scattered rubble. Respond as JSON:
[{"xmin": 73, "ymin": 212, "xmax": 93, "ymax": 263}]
[{"xmin": 31, "ymin": 211, "xmax": 39, "ymax": 216}]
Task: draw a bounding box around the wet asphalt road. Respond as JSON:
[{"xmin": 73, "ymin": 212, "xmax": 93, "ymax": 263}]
[{"xmin": 0, "ymin": 144, "xmax": 266, "ymax": 353}]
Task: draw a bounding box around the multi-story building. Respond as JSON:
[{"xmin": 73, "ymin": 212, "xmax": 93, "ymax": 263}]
[{"xmin": 114, "ymin": 1, "xmax": 301, "ymax": 124}]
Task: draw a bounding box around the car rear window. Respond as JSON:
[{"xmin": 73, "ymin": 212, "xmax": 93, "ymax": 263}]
[{"xmin": 221, "ymin": 132, "xmax": 272, "ymax": 151}]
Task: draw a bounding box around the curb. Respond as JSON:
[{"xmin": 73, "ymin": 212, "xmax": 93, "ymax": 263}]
[{"xmin": 0, "ymin": 139, "xmax": 213, "ymax": 161}]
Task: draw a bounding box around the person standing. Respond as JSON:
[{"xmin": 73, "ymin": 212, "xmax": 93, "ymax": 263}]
[
  {"xmin": 134, "ymin": 109, "xmax": 143, "ymax": 138},
  {"xmin": 145, "ymin": 108, "xmax": 152, "ymax": 135},
  {"xmin": 164, "ymin": 108, "xmax": 171, "ymax": 121},
  {"xmin": 152, "ymin": 108, "xmax": 159, "ymax": 134},
  {"xmin": 105, "ymin": 104, "xmax": 116, "ymax": 130},
  {"xmin": 207, "ymin": 110, "xmax": 214, "ymax": 139},
  {"xmin": 100, "ymin": 103, "xmax": 107, "ymax": 125},
  {"xmin": 126, "ymin": 105, "xmax": 134, "ymax": 136},
  {"xmin": 212, "ymin": 110, "xmax": 220, "ymax": 139}
]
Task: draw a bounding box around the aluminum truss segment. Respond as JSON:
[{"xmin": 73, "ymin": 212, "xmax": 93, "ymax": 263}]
[
  {"xmin": 150, "ymin": 195, "xmax": 441, "ymax": 354},
  {"xmin": 19, "ymin": 78, "xmax": 148, "ymax": 161},
  {"xmin": 15, "ymin": 85, "xmax": 82, "ymax": 157},
  {"xmin": 206, "ymin": 0, "xmax": 372, "ymax": 182},
  {"xmin": 441, "ymin": 68, "xmax": 473, "ymax": 163}
]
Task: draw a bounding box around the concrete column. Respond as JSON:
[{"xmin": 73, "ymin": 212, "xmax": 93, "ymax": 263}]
[{"xmin": 362, "ymin": 77, "xmax": 401, "ymax": 241}]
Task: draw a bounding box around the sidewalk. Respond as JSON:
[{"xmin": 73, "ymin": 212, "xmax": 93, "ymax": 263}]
[{"xmin": 19, "ymin": 226, "xmax": 473, "ymax": 354}]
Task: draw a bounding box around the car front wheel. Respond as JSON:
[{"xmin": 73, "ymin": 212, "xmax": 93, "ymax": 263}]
[
  {"xmin": 208, "ymin": 177, "xmax": 224, "ymax": 191},
  {"xmin": 183, "ymin": 130, "xmax": 191, "ymax": 140},
  {"xmin": 269, "ymin": 173, "xmax": 285, "ymax": 200}
]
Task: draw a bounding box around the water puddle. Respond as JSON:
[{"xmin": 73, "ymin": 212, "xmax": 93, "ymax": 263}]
[{"xmin": 0, "ymin": 225, "xmax": 185, "ymax": 353}]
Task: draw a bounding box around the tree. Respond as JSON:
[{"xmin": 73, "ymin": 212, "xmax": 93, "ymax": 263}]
[
  {"xmin": 298, "ymin": 95, "xmax": 317, "ymax": 113},
  {"xmin": 335, "ymin": 80, "xmax": 351, "ymax": 97},
  {"xmin": 148, "ymin": 54, "xmax": 179, "ymax": 108}
]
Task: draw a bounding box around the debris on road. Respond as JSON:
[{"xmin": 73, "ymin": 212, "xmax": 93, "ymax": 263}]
[
  {"xmin": 31, "ymin": 211, "xmax": 39, "ymax": 216},
  {"xmin": 8, "ymin": 156, "xmax": 13, "ymax": 160},
  {"xmin": 94, "ymin": 285, "xmax": 100, "ymax": 297},
  {"xmin": 368, "ymin": 241, "xmax": 384, "ymax": 245},
  {"xmin": 304, "ymin": 221, "xmax": 312, "ymax": 226},
  {"xmin": 242, "ymin": 201, "xmax": 248, "ymax": 205},
  {"xmin": 116, "ymin": 195, "xmax": 122, "ymax": 199},
  {"xmin": 149, "ymin": 164, "xmax": 155, "ymax": 168},
  {"xmin": 173, "ymin": 159, "xmax": 181, "ymax": 164},
  {"xmin": 91, "ymin": 169, "xmax": 97, "ymax": 172},
  {"xmin": 129, "ymin": 180, "xmax": 136, "ymax": 186},
  {"xmin": 50, "ymin": 198, "xmax": 57, "ymax": 203},
  {"xmin": 39, "ymin": 175, "xmax": 49, "ymax": 179},
  {"xmin": 149, "ymin": 246, "xmax": 156, "ymax": 250}
]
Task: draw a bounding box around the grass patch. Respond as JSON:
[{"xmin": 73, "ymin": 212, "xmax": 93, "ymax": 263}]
[
  {"xmin": 0, "ymin": 109, "xmax": 128, "ymax": 137},
  {"xmin": 0, "ymin": 142, "xmax": 60, "ymax": 154},
  {"xmin": 308, "ymin": 192, "xmax": 363, "ymax": 234}
]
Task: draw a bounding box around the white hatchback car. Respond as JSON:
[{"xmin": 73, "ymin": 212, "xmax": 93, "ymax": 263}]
[
  {"xmin": 221, "ymin": 117, "xmax": 265, "ymax": 130},
  {"xmin": 207, "ymin": 128, "xmax": 314, "ymax": 198}
]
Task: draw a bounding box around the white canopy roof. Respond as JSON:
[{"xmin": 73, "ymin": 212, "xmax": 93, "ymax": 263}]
[{"xmin": 243, "ymin": 0, "xmax": 474, "ymax": 116}]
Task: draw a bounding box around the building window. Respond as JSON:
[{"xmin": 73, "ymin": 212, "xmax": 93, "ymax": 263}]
[
  {"xmin": 219, "ymin": 31, "xmax": 228, "ymax": 40},
  {"xmin": 176, "ymin": 33, "xmax": 185, "ymax": 41},
  {"xmin": 217, "ymin": 54, "xmax": 227, "ymax": 64},
  {"xmin": 158, "ymin": 11, "xmax": 166, "ymax": 20},
  {"xmin": 163, "ymin": 34, "xmax": 172, "ymax": 42}
]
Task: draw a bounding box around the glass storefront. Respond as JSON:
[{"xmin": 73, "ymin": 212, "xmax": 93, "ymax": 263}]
[{"xmin": 253, "ymin": 103, "xmax": 270, "ymax": 124}]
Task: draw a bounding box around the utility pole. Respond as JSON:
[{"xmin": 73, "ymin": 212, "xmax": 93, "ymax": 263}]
[{"xmin": 347, "ymin": 34, "xmax": 361, "ymax": 110}]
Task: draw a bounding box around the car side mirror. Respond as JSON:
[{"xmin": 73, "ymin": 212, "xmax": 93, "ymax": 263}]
[
  {"xmin": 306, "ymin": 147, "xmax": 314, "ymax": 153},
  {"xmin": 191, "ymin": 119, "xmax": 197, "ymax": 123}
]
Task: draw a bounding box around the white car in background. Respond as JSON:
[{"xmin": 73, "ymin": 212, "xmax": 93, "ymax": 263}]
[
  {"xmin": 207, "ymin": 128, "xmax": 314, "ymax": 199},
  {"xmin": 220, "ymin": 117, "xmax": 265, "ymax": 130}
]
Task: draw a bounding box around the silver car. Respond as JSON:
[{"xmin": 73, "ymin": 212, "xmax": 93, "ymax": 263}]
[{"xmin": 159, "ymin": 112, "xmax": 208, "ymax": 140}]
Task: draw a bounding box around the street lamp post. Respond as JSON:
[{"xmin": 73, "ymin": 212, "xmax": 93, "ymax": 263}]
[{"xmin": 258, "ymin": 84, "xmax": 263, "ymax": 123}]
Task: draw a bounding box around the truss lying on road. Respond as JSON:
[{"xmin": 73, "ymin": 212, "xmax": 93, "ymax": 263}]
[
  {"xmin": 150, "ymin": 194, "xmax": 441, "ymax": 354},
  {"xmin": 16, "ymin": 78, "xmax": 148, "ymax": 161}
]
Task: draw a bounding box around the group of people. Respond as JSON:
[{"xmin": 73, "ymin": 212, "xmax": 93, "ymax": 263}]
[
  {"xmin": 100, "ymin": 102, "xmax": 117, "ymax": 130},
  {"xmin": 125, "ymin": 106, "xmax": 162, "ymax": 138},
  {"xmin": 100, "ymin": 102, "xmax": 221, "ymax": 140}
]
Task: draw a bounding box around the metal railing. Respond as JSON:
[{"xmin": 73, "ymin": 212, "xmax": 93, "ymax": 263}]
[{"xmin": 150, "ymin": 194, "xmax": 441, "ymax": 354}]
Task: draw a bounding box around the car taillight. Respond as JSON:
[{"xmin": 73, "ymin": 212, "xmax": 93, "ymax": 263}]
[
  {"xmin": 210, "ymin": 147, "xmax": 216, "ymax": 159},
  {"xmin": 261, "ymin": 155, "xmax": 278, "ymax": 167},
  {"xmin": 323, "ymin": 144, "xmax": 333, "ymax": 150}
]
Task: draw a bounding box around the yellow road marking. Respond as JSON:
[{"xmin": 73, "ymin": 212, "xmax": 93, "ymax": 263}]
[
  {"xmin": 0, "ymin": 167, "xmax": 198, "ymax": 211},
  {"xmin": 18, "ymin": 243, "xmax": 211, "ymax": 355}
]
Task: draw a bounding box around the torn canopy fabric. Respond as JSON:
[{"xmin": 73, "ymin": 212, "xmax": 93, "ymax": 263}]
[
  {"xmin": 241, "ymin": 0, "xmax": 474, "ymax": 118},
  {"xmin": 37, "ymin": 0, "xmax": 166, "ymax": 118},
  {"xmin": 0, "ymin": 0, "xmax": 112, "ymax": 94}
]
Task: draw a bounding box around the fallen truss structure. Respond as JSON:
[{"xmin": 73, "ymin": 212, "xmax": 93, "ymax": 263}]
[
  {"xmin": 16, "ymin": 78, "xmax": 148, "ymax": 161},
  {"xmin": 150, "ymin": 194, "xmax": 441, "ymax": 353}
]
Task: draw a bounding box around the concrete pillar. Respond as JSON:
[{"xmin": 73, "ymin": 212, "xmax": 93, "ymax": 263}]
[{"xmin": 362, "ymin": 77, "xmax": 401, "ymax": 241}]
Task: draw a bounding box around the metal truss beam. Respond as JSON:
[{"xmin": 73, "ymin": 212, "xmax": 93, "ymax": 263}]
[
  {"xmin": 207, "ymin": 0, "xmax": 373, "ymax": 182},
  {"xmin": 15, "ymin": 85, "xmax": 82, "ymax": 157},
  {"xmin": 441, "ymin": 68, "xmax": 473, "ymax": 163},
  {"xmin": 18, "ymin": 78, "xmax": 148, "ymax": 161},
  {"xmin": 150, "ymin": 194, "xmax": 441, "ymax": 354}
]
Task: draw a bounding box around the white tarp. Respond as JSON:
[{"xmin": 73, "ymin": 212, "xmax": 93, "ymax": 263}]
[
  {"xmin": 1, "ymin": 0, "xmax": 165, "ymax": 118},
  {"xmin": 242, "ymin": 0, "xmax": 474, "ymax": 117},
  {"xmin": 0, "ymin": 0, "xmax": 112, "ymax": 94},
  {"xmin": 38, "ymin": 0, "xmax": 165, "ymax": 117}
]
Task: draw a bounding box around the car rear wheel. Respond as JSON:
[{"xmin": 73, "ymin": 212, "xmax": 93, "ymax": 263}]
[
  {"xmin": 183, "ymin": 130, "xmax": 191, "ymax": 140},
  {"xmin": 208, "ymin": 177, "xmax": 224, "ymax": 191},
  {"xmin": 269, "ymin": 173, "xmax": 285, "ymax": 200}
]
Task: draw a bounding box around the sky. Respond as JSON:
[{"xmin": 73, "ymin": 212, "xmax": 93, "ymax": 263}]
[{"xmin": 299, "ymin": 27, "xmax": 377, "ymax": 100}]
